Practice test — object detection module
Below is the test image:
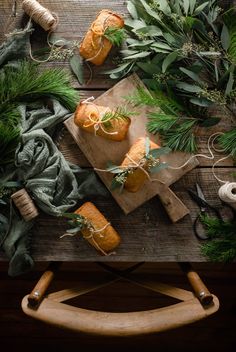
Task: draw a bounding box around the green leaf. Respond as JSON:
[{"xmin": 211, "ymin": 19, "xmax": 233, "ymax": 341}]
[
  {"xmin": 124, "ymin": 52, "xmax": 151, "ymax": 60},
  {"xmin": 180, "ymin": 67, "xmax": 201, "ymax": 83},
  {"xmin": 156, "ymin": 0, "xmax": 171, "ymax": 15},
  {"xmin": 69, "ymin": 55, "xmax": 84, "ymax": 85},
  {"xmin": 225, "ymin": 71, "xmax": 234, "ymax": 96},
  {"xmin": 152, "ymin": 42, "xmax": 172, "ymax": 51},
  {"xmin": 149, "ymin": 147, "xmax": 171, "ymax": 158},
  {"xmin": 129, "ymin": 40, "xmax": 154, "ymax": 47},
  {"xmin": 110, "ymin": 177, "xmax": 122, "ymax": 191},
  {"xmin": 105, "ymin": 62, "xmax": 132, "ymax": 74},
  {"xmin": 190, "ymin": 97, "xmax": 213, "ymax": 107},
  {"xmin": 183, "ymin": 0, "xmax": 190, "ymax": 16},
  {"xmin": 139, "ymin": 0, "xmax": 161, "ymax": 21},
  {"xmin": 136, "ymin": 26, "xmax": 162, "ymax": 37},
  {"xmin": 66, "ymin": 226, "xmax": 82, "ymax": 234},
  {"xmin": 199, "ymin": 117, "xmax": 221, "ymax": 127},
  {"xmin": 127, "ymin": 1, "xmax": 138, "ymax": 19},
  {"xmin": 189, "ymin": 0, "xmax": 196, "ymax": 15},
  {"xmin": 104, "ymin": 27, "xmax": 125, "ymax": 46},
  {"xmin": 221, "ymin": 24, "xmax": 230, "ymax": 51},
  {"xmin": 136, "ymin": 62, "xmax": 161, "ymax": 75},
  {"xmin": 176, "ymin": 82, "xmax": 202, "ymax": 93},
  {"xmin": 162, "ymin": 51, "xmax": 179, "ymax": 73},
  {"xmin": 194, "ymin": 2, "xmax": 209, "ymax": 16},
  {"xmin": 125, "ymin": 19, "xmax": 146, "ymax": 30}
]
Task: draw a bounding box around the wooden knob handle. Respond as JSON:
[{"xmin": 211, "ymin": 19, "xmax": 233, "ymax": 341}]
[
  {"xmin": 28, "ymin": 262, "xmax": 61, "ymax": 307},
  {"xmin": 179, "ymin": 263, "xmax": 213, "ymax": 305},
  {"xmin": 158, "ymin": 186, "xmax": 190, "ymax": 223}
]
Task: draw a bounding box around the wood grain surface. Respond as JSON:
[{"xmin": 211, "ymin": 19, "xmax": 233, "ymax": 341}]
[{"xmin": 0, "ymin": 0, "xmax": 235, "ymax": 262}]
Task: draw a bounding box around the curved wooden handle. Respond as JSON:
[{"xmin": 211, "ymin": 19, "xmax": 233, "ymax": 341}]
[
  {"xmin": 28, "ymin": 262, "xmax": 61, "ymax": 307},
  {"xmin": 179, "ymin": 263, "xmax": 213, "ymax": 305},
  {"xmin": 22, "ymin": 294, "xmax": 219, "ymax": 336}
]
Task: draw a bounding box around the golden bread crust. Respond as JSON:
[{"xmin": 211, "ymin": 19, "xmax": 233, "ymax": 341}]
[
  {"xmin": 79, "ymin": 9, "xmax": 124, "ymax": 65},
  {"xmin": 75, "ymin": 202, "xmax": 121, "ymax": 254}
]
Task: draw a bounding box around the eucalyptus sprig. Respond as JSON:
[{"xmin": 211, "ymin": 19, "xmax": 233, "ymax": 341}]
[
  {"xmin": 104, "ymin": 27, "xmax": 125, "ymax": 46},
  {"xmin": 108, "ymin": 137, "xmax": 170, "ymax": 192},
  {"xmin": 107, "ymin": 0, "xmax": 236, "ymax": 155},
  {"xmin": 200, "ymin": 215, "xmax": 236, "ymax": 262},
  {"xmin": 60, "ymin": 212, "xmax": 93, "ymax": 235}
]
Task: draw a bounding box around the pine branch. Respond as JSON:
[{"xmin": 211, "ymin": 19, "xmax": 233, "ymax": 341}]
[
  {"xmin": 147, "ymin": 114, "xmax": 198, "ymax": 153},
  {"xmin": 200, "ymin": 215, "xmax": 236, "ymax": 262},
  {"xmin": 104, "ymin": 27, "xmax": 125, "ymax": 46},
  {"xmin": 218, "ymin": 129, "xmax": 236, "ymax": 159},
  {"xmin": 101, "ymin": 106, "xmax": 135, "ymax": 128},
  {"xmin": 0, "ymin": 61, "xmax": 78, "ymax": 111}
]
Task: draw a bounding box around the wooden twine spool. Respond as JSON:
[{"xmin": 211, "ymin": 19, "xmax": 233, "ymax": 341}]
[
  {"xmin": 22, "ymin": 0, "xmax": 59, "ymax": 31},
  {"xmin": 11, "ymin": 188, "xmax": 39, "ymax": 222}
]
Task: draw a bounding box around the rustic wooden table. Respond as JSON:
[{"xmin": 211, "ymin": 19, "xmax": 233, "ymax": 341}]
[{"xmin": 0, "ymin": 0, "xmax": 235, "ymax": 262}]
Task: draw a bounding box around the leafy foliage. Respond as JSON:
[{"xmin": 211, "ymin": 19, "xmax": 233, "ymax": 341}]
[
  {"xmin": 200, "ymin": 215, "xmax": 236, "ymax": 262},
  {"xmin": 101, "ymin": 106, "xmax": 135, "ymax": 128},
  {"xmin": 108, "ymin": 0, "xmax": 236, "ymax": 154}
]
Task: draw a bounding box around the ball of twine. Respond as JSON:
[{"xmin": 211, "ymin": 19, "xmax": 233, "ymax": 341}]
[
  {"xmin": 22, "ymin": 0, "xmax": 59, "ymax": 32},
  {"xmin": 11, "ymin": 188, "xmax": 39, "ymax": 222}
]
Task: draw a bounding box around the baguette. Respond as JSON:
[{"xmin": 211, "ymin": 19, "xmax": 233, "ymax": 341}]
[
  {"xmin": 74, "ymin": 102, "xmax": 131, "ymax": 141},
  {"xmin": 74, "ymin": 202, "xmax": 121, "ymax": 254},
  {"xmin": 79, "ymin": 9, "xmax": 124, "ymax": 66}
]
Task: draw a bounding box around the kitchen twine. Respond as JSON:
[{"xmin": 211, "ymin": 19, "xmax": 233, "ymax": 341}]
[
  {"xmin": 81, "ymin": 96, "xmax": 119, "ymax": 136},
  {"xmin": 60, "ymin": 222, "xmax": 115, "ymax": 256},
  {"xmin": 168, "ymin": 132, "xmax": 236, "ymax": 209},
  {"xmin": 11, "ymin": 188, "xmax": 39, "ymax": 222}
]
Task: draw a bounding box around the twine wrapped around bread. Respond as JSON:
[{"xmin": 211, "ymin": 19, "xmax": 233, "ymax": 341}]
[{"xmin": 11, "ymin": 188, "xmax": 39, "ymax": 222}]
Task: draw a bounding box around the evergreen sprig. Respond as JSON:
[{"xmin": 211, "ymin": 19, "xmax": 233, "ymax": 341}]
[
  {"xmin": 104, "ymin": 27, "xmax": 125, "ymax": 46},
  {"xmin": 61, "ymin": 212, "xmax": 93, "ymax": 234},
  {"xmin": 218, "ymin": 129, "xmax": 236, "ymax": 159},
  {"xmin": 0, "ymin": 60, "xmax": 79, "ymax": 168},
  {"xmin": 101, "ymin": 106, "xmax": 135, "ymax": 128},
  {"xmin": 200, "ymin": 215, "xmax": 236, "ymax": 262}
]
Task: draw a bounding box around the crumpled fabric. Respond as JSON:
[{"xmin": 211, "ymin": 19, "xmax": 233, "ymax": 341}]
[{"xmin": 0, "ymin": 24, "xmax": 107, "ymax": 276}]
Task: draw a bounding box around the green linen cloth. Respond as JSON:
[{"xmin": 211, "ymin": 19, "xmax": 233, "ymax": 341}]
[{"xmin": 0, "ymin": 24, "xmax": 107, "ymax": 276}]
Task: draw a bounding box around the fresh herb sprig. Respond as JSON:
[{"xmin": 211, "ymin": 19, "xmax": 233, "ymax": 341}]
[
  {"xmin": 200, "ymin": 215, "xmax": 236, "ymax": 262},
  {"xmin": 108, "ymin": 137, "xmax": 170, "ymax": 192},
  {"xmin": 61, "ymin": 212, "xmax": 93, "ymax": 234},
  {"xmin": 101, "ymin": 106, "xmax": 135, "ymax": 128},
  {"xmin": 104, "ymin": 27, "xmax": 125, "ymax": 46}
]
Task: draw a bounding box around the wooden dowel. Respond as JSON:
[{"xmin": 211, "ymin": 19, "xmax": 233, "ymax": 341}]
[
  {"xmin": 179, "ymin": 262, "xmax": 213, "ymax": 305},
  {"xmin": 28, "ymin": 262, "xmax": 61, "ymax": 307}
]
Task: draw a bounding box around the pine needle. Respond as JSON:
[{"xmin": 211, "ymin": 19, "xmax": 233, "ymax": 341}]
[
  {"xmin": 0, "ymin": 61, "xmax": 79, "ymax": 112},
  {"xmin": 218, "ymin": 129, "xmax": 236, "ymax": 159},
  {"xmin": 104, "ymin": 27, "xmax": 125, "ymax": 46},
  {"xmin": 200, "ymin": 215, "xmax": 236, "ymax": 262}
]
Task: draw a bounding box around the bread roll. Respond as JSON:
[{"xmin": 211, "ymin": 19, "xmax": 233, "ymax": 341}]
[
  {"xmin": 75, "ymin": 202, "xmax": 121, "ymax": 254},
  {"xmin": 121, "ymin": 137, "xmax": 159, "ymax": 193},
  {"xmin": 74, "ymin": 102, "xmax": 131, "ymax": 141},
  {"xmin": 79, "ymin": 9, "xmax": 124, "ymax": 65}
]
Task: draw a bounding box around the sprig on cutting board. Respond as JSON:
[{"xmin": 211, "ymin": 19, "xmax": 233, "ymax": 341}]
[{"xmin": 200, "ymin": 215, "xmax": 236, "ymax": 262}]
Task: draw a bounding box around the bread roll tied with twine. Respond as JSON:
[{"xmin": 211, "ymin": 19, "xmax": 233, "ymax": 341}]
[
  {"xmin": 79, "ymin": 9, "xmax": 124, "ymax": 65},
  {"xmin": 61, "ymin": 202, "xmax": 121, "ymax": 255},
  {"xmin": 74, "ymin": 99, "xmax": 131, "ymax": 141},
  {"xmin": 120, "ymin": 137, "xmax": 161, "ymax": 193}
]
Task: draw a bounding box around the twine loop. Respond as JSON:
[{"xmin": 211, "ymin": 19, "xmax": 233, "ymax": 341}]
[{"xmin": 81, "ymin": 97, "xmax": 118, "ymax": 136}]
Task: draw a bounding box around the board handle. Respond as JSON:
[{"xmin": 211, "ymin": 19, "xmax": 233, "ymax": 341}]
[
  {"xmin": 28, "ymin": 262, "xmax": 61, "ymax": 307},
  {"xmin": 179, "ymin": 262, "xmax": 213, "ymax": 305},
  {"xmin": 158, "ymin": 186, "xmax": 190, "ymax": 223}
]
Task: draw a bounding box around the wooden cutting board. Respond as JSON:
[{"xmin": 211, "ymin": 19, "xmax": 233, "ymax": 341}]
[{"xmin": 65, "ymin": 74, "xmax": 199, "ymax": 214}]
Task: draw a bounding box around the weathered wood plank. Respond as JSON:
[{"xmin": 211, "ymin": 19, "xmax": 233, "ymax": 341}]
[{"xmin": 0, "ymin": 168, "xmax": 234, "ymax": 262}]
